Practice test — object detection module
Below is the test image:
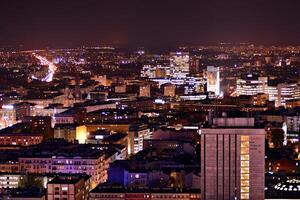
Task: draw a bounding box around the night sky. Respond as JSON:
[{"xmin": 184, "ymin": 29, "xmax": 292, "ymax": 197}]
[{"xmin": 1, "ymin": 0, "xmax": 300, "ymax": 48}]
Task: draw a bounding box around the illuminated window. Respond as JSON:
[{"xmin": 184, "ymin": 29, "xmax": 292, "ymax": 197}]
[
  {"xmin": 241, "ymin": 136, "xmax": 250, "ymax": 200},
  {"xmin": 62, "ymin": 186, "xmax": 68, "ymax": 191}
]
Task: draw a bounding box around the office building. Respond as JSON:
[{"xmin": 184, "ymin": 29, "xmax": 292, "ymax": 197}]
[
  {"xmin": 236, "ymin": 74, "xmax": 267, "ymax": 96},
  {"xmin": 170, "ymin": 52, "xmax": 190, "ymax": 78},
  {"xmin": 200, "ymin": 124, "xmax": 265, "ymax": 200},
  {"xmin": 277, "ymin": 82, "xmax": 300, "ymax": 107}
]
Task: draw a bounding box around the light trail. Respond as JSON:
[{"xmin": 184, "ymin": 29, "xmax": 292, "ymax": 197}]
[{"xmin": 32, "ymin": 53, "xmax": 57, "ymax": 82}]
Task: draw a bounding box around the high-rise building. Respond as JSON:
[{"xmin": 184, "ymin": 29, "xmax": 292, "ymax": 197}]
[
  {"xmin": 206, "ymin": 66, "xmax": 220, "ymax": 96},
  {"xmin": 200, "ymin": 123, "xmax": 265, "ymax": 200},
  {"xmin": 170, "ymin": 52, "xmax": 190, "ymax": 78}
]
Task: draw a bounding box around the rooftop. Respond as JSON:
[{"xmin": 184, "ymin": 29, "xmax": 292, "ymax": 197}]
[
  {"xmin": 48, "ymin": 174, "xmax": 90, "ymax": 184},
  {"xmin": 91, "ymin": 183, "xmax": 201, "ymax": 194}
]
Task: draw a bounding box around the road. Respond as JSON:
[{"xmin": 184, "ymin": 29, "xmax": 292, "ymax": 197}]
[{"xmin": 32, "ymin": 53, "xmax": 57, "ymax": 82}]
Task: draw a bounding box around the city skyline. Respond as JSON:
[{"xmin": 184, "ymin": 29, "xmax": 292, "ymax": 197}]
[{"xmin": 1, "ymin": 1, "xmax": 300, "ymax": 199}]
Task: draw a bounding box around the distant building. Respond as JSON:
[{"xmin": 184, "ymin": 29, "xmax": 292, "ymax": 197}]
[
  {"xmin": 189, "ymin": 57, "xmax": 200, "ymax": 75},
  {"xmin": 0, "ymin": 123, "xmax": 43, "ymax": 146},
  {"xmin": 236, "ymin": 74, "xmax": 268, "ymax": 96},
  {"xmin": 141, "ymin": 64, "xmax": 157, "ymax": 78},
  {"xmin": 170, "ymin": 52, "xmax": 190, "ymax": 78},
  {"xmin": 54, "ymin": 107, "xmax": 86, "ymax": 125},
  {"xmin": 92, "ymin": 75, "xmax": 112, "ymax": 86},
  {"xmin": 76, "ymin": 123, "xmax": 131, "ymax": 144},
  {"xmin": 213, "ymin": 117, "xmax": 255, "ymax": 127},
  {"xmin": 23, "ymin": 116, "xmax": 53, "ymax": 139},
  {"xmin": 153, "ymin": 77, "xmax": 205, "ymax": 95},
  {"xmin": 115, "ymin": 85, "xmax": 127, "ymax": 93},
  {"xmin": 141, "ymin": 64, "xmax": 170, "ymax": 78},
  {"xmin": 0, "ymin": 104, "xmax": 17, "ymax": 130},
  {"xmin": 285, "ymin": 115, "xmax": 300, "ymax": 132},
  {"xmin": 54, "ymin": 124, "xmax": 77, "ymax": 142},
  {"xmin": 14, "ymin": 102, "xmax": 35, "ymax": 121},
  {"xmin": 206, "ymin": 66, "xmax": 220, "ymax": 96},
  {"xmin": 163, "ymin": 84, "xmax": 176, "ymax": 97},
  {"xmin": 277, "ymin": 82, "xmax": 300, "ymax": 107},
  {"xmin": 139, "ymin": 85, "xmax": 151, "ymax": 97},
  {"xmin": 237, "ymin": 76, "xmax": 300, "ymax": 107}
]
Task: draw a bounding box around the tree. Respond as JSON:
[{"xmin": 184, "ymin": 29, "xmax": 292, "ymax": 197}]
[
  {"xmin": 19, "ymin": 174, "xmax": 43, "ymax": 188},
  {"xmin": 271, "ymin": 129, "xmax": 284, "ymax": 149}
]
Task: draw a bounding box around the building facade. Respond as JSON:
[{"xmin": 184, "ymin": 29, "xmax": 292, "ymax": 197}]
[
  {"xmin": 47, "ymin": 175, "xmax": 90, "ymax": 200},
  {"xmin": 170, "ymin": 52, "xmax": 190, "ymax": 78},
  {"xmin": 236, "ymin": 75, "xmax": 267, "ymax": 96},
  {"xmin": 207, "ymin": 66, "xmax": 220, "ymax": 96},
  {"xmin": 200, "ymin": 128, "xmax": 265, "ymax": 200}
]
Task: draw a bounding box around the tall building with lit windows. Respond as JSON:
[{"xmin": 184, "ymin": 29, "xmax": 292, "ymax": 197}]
[
  {"xmin": 206, "ymin": 66, "xmax": 220, "ymax": 96},
  {"xmin": 200, "ymin": 122, "xmax": 265, "ymax": 200},
  {"xmin": 170, "ymin": 52, "xmax": 190, "ymax": 78}
]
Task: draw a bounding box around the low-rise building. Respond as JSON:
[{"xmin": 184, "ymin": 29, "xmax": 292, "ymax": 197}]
[
  {"xmin": 89, "ymin": 184, "xmax": 201, "ymax": 200},
  {"xmin": 47, "ymin": 174, "xmax": 90, "ymax": 200},
  {"xmin": 0, "ymin": 123, "xmax": 43, "ymax": 146}
]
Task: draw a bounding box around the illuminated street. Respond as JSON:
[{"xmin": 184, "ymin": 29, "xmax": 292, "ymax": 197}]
[{"xmin": 32, "ymin": 53, "xmax": 57, "ymax": 82}]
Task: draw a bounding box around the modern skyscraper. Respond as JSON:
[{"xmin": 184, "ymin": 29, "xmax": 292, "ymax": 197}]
[
  {"xmin": 206, "ymin": 66, "xmax": 220, "ymax": 96},
  {"xmin": 200, "ymin": 124, "xmax": 265, "ymax": 200},
  {"xmin": 170, "ymin": 52, "xmax": 190, "ymax": 78}
]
